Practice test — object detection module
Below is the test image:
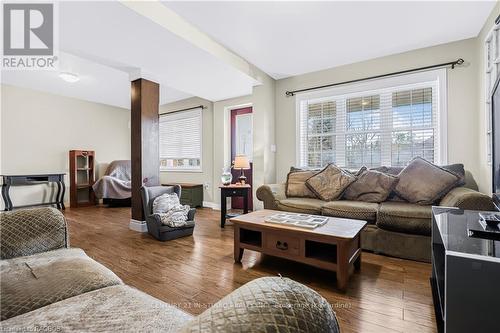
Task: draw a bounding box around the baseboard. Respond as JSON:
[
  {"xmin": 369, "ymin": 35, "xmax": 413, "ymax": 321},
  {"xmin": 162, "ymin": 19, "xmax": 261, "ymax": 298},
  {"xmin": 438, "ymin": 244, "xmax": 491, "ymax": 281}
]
[
  {"xmin": 202, "ymin": 201, "xmax": 220, "ymax": 210},
  {"xmin": 129, "ymin": 219, "xmax": 148, "ymax": 232}
]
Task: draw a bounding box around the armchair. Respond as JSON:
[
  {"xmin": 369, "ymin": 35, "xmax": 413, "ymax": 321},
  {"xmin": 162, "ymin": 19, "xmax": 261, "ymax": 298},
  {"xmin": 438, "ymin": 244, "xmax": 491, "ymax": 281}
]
[{"xmin": 140, "ymin": 185, "xmax": 196, "ymax": 241}]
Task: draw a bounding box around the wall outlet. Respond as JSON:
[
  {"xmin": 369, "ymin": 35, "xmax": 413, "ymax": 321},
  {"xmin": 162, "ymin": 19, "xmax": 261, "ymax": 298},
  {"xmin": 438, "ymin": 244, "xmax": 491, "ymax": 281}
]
[{"xmin": 271, "ymin": 144, "xmax": 277, "ymax": 153}]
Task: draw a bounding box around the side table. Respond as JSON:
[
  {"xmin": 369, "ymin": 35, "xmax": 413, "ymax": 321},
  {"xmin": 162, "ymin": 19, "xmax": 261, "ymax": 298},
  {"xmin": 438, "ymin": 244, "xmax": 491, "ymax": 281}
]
[{"xmin": 219, "ymin": 184, "xmax": 250, "ymax": 228}]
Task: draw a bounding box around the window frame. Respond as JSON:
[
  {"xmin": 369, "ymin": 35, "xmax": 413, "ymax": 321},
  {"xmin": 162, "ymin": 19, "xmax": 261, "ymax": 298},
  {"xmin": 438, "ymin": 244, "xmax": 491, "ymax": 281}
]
[
  {"xmin": 159, "ymin": 108, "xmax": 203, "ymax": 173},
  {"xmin": 295, "ymin": 69, "xmax": 448, "ymax": 168}
]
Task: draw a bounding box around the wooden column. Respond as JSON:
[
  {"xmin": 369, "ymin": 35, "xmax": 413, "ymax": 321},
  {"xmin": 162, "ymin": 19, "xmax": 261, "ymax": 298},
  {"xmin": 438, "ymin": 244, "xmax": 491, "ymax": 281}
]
[{"xmin": 131, "ymin": 78, "xmax": 159, "ymax": 222}]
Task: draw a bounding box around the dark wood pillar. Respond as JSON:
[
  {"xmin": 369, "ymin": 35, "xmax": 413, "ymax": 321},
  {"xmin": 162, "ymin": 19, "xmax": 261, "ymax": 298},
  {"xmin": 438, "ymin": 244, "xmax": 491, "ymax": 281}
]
[{"xmin": 131, "ymin": 78, "xmax": 159, "ymax": 222}]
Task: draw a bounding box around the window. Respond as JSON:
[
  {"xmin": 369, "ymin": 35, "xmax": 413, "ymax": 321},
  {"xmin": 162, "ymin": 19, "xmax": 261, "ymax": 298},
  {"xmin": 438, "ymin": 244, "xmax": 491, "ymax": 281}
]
[
  {"xmin": 485, "ymin": 22, "xmax": 500, "ymax": 164},
  {"xmin": 159, "ymin": 108, "xmax": 202, "ymax": 171},
  {"xmin": 297, "ymin": 70, "xmax": 446, "ymax": 169}
]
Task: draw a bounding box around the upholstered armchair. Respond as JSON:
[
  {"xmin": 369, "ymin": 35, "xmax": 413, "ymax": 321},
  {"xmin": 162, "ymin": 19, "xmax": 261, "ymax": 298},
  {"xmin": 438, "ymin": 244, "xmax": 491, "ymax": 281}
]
[{"xmin": 140, "ymin": 185, "xmax": 196, "ymax": 241}]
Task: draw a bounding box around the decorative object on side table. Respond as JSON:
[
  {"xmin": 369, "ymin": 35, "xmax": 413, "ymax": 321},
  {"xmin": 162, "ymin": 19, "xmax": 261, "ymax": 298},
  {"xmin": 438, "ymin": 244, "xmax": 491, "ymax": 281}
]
[
  {"xmin": 219, "ymin": 184, "xmax": 250, "ymax": 228},
  {"xmin": 233, "ymin": 155, "xmax": 250, "ymax": 184},
  {"xmin": 221, "ymin": 167, "xmax": 233, "ymax": 186}
]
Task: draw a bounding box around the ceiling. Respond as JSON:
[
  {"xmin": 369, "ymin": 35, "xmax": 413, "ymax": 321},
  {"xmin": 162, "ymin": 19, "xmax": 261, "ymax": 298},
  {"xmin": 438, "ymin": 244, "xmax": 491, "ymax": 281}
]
[
  {"xmin": 1, "ymin": 1, "xmax": 496, "ymax": 109},
  {"xmin": 2, "ymin": 1, "xmax": 259, "ymax": 109},
  {"xmin": 164, "ymin": 1, "xmax": 497, "ymax": 79},
  {"xmin": 1, "ymin": 52, "xmax": 191, "ymax": 109}
]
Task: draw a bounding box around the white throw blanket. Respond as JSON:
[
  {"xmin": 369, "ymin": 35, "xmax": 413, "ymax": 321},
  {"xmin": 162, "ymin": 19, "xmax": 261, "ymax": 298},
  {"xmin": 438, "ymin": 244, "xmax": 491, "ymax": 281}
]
[{"xmin": 152, "ymin": 193, "xmax": 190, "ymax": 227}]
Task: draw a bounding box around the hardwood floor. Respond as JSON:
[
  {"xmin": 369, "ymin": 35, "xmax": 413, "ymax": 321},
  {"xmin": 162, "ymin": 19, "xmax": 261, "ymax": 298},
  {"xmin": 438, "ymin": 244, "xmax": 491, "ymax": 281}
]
[{"xmin": 64, "ymin": 206, "xmax": 437, "ymax": 333}]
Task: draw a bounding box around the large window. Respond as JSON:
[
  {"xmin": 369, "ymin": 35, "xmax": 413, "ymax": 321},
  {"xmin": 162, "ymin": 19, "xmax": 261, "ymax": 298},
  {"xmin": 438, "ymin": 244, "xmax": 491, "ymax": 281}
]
[
  {"xmin": 159, "ymin": 108, "xmax": 202, "ymax": 171},
  {"xmin": 297, "ymin": 70, "xmax": 445, "ymax": 168},
  {"xmin": 485, "ymin": 22, "xmax": 500, "ymax": 164}
]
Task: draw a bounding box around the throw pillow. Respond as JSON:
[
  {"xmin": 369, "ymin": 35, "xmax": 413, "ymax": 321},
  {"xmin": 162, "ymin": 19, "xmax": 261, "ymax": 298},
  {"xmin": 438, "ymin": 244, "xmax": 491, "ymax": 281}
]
[
  {"xmin": 305, "ymin": 164, "xmax": 356, "ymax": 201},
  {"xmin": 343, "ymin": 170, "xmax": 399, "ymax": 203},
  {"xmin": 286, "ymin": 168, "xmax": 319, "ymax": 198},
  {"xmin": 394, "ymin": 157, "xmax": 461, "ymax": 205}
]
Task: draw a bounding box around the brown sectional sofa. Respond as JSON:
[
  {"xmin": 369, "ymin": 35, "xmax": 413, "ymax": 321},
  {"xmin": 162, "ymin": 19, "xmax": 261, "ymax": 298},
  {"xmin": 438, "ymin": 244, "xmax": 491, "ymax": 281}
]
[
  {"xmin": 0, "ymin": 208, "xmax": 340, "ymax": 332},
  {"xmin": 257, "ymin": 170, "xmax": 495, "ymax": 262}
]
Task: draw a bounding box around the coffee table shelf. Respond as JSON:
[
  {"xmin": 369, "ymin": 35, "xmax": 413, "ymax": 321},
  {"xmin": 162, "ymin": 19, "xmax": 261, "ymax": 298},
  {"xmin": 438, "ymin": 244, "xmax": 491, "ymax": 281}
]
[{"xmin": 231, "ymin": 210, "xmax": 366, "ymax": 291}]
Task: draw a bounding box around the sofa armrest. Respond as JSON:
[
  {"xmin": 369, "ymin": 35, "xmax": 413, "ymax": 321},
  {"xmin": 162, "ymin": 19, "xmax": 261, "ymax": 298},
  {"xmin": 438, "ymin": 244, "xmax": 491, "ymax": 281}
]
[
  {"xmin": 181, "ymin": 276, "xmax": 339, "ymax": 333},
  {"xmin": 439, "ymin": 187, "xmax": 496, "ymax": 211},
  {"xmin": 256, "ymin": 184, "xmax": 287, "ymax": 210},
  {"xmin": 0, "ymin": 208, "xmax": 69, "ymax": 260}
]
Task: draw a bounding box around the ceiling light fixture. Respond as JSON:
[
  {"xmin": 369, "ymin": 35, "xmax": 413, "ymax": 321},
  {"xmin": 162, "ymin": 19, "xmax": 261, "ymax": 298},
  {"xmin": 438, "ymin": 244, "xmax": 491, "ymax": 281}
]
[{"xmin": 59, "ymin": 72, "xmax": 80, "ymax": 83}]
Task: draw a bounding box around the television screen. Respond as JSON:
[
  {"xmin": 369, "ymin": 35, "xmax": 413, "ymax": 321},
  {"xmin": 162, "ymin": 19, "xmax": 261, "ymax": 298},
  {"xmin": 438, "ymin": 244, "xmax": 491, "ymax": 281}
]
[{"xmin": 492, "ymin": 75, "xmax": 500, "ymax": 196}]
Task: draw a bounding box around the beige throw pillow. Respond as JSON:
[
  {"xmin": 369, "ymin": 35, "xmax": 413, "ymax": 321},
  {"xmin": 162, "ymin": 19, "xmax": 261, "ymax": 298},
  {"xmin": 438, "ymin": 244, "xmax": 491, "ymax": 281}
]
[
  {"xmin": 343, "ymin": 170, "xmax": 399, "ymax": 203},
  {"xmin": 286, "ymin": 169, "xmax": 318, "ymax": 198},
  {"xmin": 305, "ymin": 164, "xmax": 356, "ymax": 201},
  {"xmin": 394, "ymin": 157, "xmax": 461, "ymax": 205}
]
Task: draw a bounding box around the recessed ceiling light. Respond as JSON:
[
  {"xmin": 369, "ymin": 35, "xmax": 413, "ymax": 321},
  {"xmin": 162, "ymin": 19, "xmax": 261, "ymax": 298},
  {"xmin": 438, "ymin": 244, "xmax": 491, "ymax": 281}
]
[{"xmin": 59, "ymin": 72, "xmax": 80, "ymax": 83}]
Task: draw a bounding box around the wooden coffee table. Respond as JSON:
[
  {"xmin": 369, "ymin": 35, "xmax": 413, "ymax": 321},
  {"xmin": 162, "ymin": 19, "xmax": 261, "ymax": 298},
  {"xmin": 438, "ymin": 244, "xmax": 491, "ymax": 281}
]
[{"xmin": 231, "ymin": 209, "xmax": 367, "ymax": 291}]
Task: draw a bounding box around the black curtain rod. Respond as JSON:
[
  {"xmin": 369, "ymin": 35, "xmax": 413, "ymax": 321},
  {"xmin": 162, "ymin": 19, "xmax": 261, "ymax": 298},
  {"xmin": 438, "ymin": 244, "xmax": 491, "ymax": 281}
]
[
  {"xmin": 159, "ymin": 105, "xmax": 206, "ymax": 116},
  {"xmin": 285, "ymin": 58, "xmax": 464, "ymax": 97}
]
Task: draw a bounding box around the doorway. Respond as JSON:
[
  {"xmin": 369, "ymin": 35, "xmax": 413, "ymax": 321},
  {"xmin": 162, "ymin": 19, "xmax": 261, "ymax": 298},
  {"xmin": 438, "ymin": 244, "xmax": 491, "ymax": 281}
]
[{"xmin": 231, "ymin": 106, "xmax": 253, "ymax": 210}]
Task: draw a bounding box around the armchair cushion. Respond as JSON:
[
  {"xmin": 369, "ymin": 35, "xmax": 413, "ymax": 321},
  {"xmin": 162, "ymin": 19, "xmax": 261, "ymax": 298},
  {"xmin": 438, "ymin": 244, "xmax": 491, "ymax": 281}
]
[
  {"xmin": 181, "ymin": 277, "xmax": 339, "ymax": 333},
  {"xmin": 0, "ymin": 208, "xmax": 68, "ymax": 260}
]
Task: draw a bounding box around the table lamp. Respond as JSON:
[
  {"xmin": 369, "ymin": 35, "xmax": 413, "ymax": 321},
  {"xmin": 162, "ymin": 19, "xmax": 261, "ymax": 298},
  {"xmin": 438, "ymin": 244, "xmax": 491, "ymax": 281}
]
[{"xmin": 233, "ymin": 155, "xmax": 250, "ymax": 184}]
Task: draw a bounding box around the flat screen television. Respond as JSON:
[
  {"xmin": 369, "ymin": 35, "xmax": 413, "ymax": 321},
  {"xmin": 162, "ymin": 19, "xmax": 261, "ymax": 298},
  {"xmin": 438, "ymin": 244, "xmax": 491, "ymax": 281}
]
[{"xmin": 491, "ymin": 74, "xmax": 500, "ymax": 208}]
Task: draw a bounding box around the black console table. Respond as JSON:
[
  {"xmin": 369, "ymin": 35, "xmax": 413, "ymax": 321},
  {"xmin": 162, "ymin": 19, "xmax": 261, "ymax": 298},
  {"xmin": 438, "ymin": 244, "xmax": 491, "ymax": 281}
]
[
  {"xmin": 1, "ymin": 174, "xmax": 66, "ymax": 211},
  {"xmin": 431, "ymin": 207, "xmax": 500, "ymax": 333}
]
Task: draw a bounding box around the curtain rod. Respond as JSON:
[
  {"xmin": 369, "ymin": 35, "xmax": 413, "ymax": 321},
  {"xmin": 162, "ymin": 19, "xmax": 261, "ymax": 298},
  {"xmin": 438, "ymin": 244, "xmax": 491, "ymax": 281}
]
[
  {"xmin": 159, "ymin": 105, "xmax": 206, "ymax": 116},
  {"xmin": 285, "ymin": 58, "xmax": 464, "ymax": 97}
]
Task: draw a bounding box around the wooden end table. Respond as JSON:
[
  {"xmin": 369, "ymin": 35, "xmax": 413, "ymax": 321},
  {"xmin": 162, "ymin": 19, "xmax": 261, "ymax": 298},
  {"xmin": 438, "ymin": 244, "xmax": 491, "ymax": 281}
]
[
  {"xmin": 219, "ymin": 184, "xmax": 250, "ymax": 228},
  {"xmin": 231, "ymin": 209, "xmax": 367, "ymax": 291}
]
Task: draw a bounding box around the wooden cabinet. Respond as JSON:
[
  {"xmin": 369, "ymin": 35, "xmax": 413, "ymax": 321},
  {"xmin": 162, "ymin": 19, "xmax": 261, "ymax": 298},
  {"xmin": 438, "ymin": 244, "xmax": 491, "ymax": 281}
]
[
  {"xmin": 163, "ymin": 183, "xmax": 203, "ymax": 208},
  {"xmin": 69, "ymin": 150, "xmax": 95, "ymax": 208}
]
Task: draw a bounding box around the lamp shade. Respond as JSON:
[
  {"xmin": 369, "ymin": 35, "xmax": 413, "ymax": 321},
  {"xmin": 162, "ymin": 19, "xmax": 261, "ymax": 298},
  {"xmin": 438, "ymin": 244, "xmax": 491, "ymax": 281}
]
[{"xmin": 233, "ymin": 155, "xmax": 250, "ymax": 169}]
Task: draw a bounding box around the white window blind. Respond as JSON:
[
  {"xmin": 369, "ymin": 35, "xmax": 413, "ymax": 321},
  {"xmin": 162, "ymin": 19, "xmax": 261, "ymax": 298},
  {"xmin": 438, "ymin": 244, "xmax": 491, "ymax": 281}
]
[
  {"xmin": 159, "ymin": 108, "xmax": 202, "ymax": 171},
  {"xmin": 485, "ymin": 22, "xmax": 500, "ymax": 165},
  {"xmin": 297, "ymin": 71, "xmax": 444, "ymax": 169}
]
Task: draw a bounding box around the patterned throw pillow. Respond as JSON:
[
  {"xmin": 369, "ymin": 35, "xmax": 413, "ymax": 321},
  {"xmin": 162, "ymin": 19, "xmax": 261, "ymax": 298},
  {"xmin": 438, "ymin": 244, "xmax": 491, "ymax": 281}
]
[
  {"xmin": 285, "ymin": 168, "xmax": 319, "ymax": 198},
  {"xmin": 343, "ymin": 169, "xmax": 399, "ymax": 203},
  {"xmin": 394, "ymin": 157, "xmax": 461, "ymax": 205},
  {"xmin": 305, "ymin": 164, "xmax": 356, "ymax": 201}
]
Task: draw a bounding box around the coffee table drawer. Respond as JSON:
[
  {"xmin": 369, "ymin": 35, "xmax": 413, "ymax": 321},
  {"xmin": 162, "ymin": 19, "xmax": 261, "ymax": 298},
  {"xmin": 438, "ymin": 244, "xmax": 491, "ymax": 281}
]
[{"xmin": 265, "ymin": 233, "xmax": 300, "ymax": 256}]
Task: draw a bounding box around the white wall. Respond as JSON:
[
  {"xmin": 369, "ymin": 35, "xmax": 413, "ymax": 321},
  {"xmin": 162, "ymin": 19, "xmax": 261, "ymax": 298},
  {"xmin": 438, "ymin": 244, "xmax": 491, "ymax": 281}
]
[
  {"xmin": 477, "ymin": 2, "xmax": 500, "ymax": 194},
  {"xmin": 275, "ymin": 38, "xmax": 483, "ymax": 189},
  {"xmin": 1, "ymin": 84, "xmax": 130, "ymax": 207},
  {"xmin": 159, "ymin": 97, "xmax": 215, "ymax": 203}
]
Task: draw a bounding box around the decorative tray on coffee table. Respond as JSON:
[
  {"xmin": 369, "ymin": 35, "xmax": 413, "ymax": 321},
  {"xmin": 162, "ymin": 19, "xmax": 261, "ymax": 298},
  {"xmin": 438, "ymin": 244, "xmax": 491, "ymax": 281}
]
[{"xmin": 264, "ymin": 213, "xmax": 328, "ymax": 229}]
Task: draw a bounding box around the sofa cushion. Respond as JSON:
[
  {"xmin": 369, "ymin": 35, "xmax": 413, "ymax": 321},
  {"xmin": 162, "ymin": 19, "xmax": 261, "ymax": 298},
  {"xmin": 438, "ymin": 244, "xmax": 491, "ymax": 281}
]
[
  {"xmin": 343, "ymin": 170, "xmax": 399, "ymax": 203},
  {"xmin": 181, "ymin": 277, "xmax": 339, "ymax": 333},
  {"xmin": 322, "ymin": 201, "xmax": 379, "ymax": 222},
  {"xmin": 377, "ymin": 202, "xmax": 432, "ymax": 236},
  {"xmin": 286, "ymin": 169, "xmax": 318, "ymax": 198},
  {"xmin": 1, "ymin": 285, "xmax": 193, "ymax": 332},
  {"xmin": 0, "ymin": 248, "xmax": 122, "ymax": 320},
  {"xmin": 305, "ymin": 164, "xmax": 356, "ymax": 201},
  {"xmin": 394, "ymin": 157, "xmax": 461, "ymax": 205},
  {"xmin": 276, "ymin": 198, "xmax": 325, "ymax": 214}
]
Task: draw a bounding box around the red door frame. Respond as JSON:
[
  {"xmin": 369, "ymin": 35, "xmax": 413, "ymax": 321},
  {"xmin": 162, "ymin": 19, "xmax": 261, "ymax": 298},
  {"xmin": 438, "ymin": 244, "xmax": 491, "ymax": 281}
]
[{"xmin": 231, "ymin": 107, "xmax": 253, "ymax": 210}]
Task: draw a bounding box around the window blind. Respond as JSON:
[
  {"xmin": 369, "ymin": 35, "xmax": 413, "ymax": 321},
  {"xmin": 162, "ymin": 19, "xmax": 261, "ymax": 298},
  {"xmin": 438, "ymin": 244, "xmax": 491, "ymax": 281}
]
[
  {"xmin": 298, "ymin": 79, "xmax": 440, "ymax": 169},
  {"xmin": 159, "ymin": 108, "xmax": 202, "ymax": 171}
]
